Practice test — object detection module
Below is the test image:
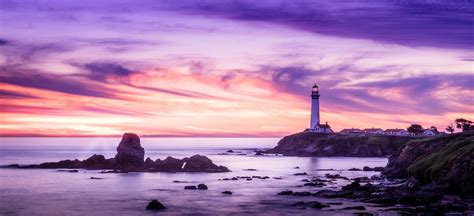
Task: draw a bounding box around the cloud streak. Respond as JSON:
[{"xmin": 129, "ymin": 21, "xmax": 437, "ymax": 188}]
[
  {"xmin": 161, "ymin": 0, "xmax": 474, "ymax": 49},
  {"xmin": 0, "ymin": 67, "xmax": 119, "ymax": 99}
]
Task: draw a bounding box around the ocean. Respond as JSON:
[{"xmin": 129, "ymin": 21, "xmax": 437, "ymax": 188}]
[{"xmin": 0, "ymin": 137, "xmax": 390, "ymax": 215}]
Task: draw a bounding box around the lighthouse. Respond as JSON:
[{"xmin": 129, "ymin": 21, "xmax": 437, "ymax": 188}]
[
  {"xmin": 306, "ymin": 84, "xmax": 333, "ymax": 133},
  {"xmin": 310, "ymin": 84, "xmax": 320, "ymax": 129}
]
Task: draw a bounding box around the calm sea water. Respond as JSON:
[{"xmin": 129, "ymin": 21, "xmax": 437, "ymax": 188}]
[{"xmin": 0, "ymin": 138, "xmax": 390, "ymax": 215}]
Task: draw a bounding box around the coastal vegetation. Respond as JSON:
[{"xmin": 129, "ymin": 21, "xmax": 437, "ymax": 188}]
[{"xmin": 384, "ymin": 131, "xmax": 473, "ymax": 194}]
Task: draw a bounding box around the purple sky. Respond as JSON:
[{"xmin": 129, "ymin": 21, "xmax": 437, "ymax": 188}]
[{"xmin": 0, "ymin": 0, "xmax": 473, "ymax": 136}]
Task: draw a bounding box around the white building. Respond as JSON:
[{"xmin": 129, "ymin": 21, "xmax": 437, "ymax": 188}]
[
  {"xmin": 422, "ymin": 129, "xmax": 436, "ymax": 136},
  {"xmin": 340, "ymin": 128, "xmax": 364, "ymax": 135},
  {"xmin": 306, "ymin": 84, "xmax": 333, "ymax": 133},
  {"xmin": 384, "ymin": 129, "xmax": 410, "ymax": 136},
  {"xmin": 364, "ymin": 128, "xmax": 385, "ymax": 135}
]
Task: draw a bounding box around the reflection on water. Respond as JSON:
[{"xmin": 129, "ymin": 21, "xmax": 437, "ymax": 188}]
[{"xmin": 0, "ymin": 138, "xmax": 390, "ymax": 215}]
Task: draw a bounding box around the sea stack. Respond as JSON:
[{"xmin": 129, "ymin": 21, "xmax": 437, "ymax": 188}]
[{"xmin": 115, "ymin": 133, "xmax": 145, "ymax": 167}]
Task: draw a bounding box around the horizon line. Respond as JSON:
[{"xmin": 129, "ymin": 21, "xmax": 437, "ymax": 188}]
[{"xmin": 0, "ymin": 134, "xmax": 283, "ymax": 138}]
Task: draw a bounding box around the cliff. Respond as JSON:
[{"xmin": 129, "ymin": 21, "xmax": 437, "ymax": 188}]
[
  {"xmin": 383, "ymin": 131, "xmax": 474, "ymax": 194},
  {"xmin": 266, "ymin": 132, "xmax": 416, "ymax": 157}
]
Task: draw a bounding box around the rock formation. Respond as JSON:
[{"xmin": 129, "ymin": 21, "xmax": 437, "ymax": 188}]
[
  {"xmin": 10, "ymin": 133, "xmax": 229, "ymax": 173},
  {"xmin": 146, "ymin": 200, "xmax": 166, "ymax": 210},
  {"xmin": 183, "ymin": 154, "xmax": 229, "ymax": 172},
  {"xmin": 115, "ymin": 133, "xmax": 144, "ymax": 167}
]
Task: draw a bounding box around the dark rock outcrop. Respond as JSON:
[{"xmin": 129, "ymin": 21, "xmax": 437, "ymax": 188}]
[
  {"xmin": 38, "ymin": 159, "xmax": 82, "ymax": 169},
  {"xmin": 362, "ymin": 166, "xmax": 384, "ymax": 172},
  {"xmin": 146, "ymin": 200, "xmax": 166, "ymax": 210},
  {"xmin": 184, "ymin": 185, "xmax": 197, "ymax": 190},
  {"xmin": 197, "ymin": 183, "xmax": 208, "ymax": 190},
  {"xmin": 157, "ymin": 156, "xmax": 184, "ymax": 172},
  {"xmin": 144, "ymin": 157, "xmax": 155, "ymax": 168},
  {"xmin": 83, "ymin": 154, "xmax": 114, "ymax": 169},
  {"xmin": 311, "ymin": 201, "xmax": 330, "ymax": 209},
  {"xmin": 115, "ymin": 133, "xmax": 144, "ymax": 167},
  {"xmin": 383, "ymin": 132, "xmax": 474, "ymax": 194},
  {"xmin": 266, "ymin": 132, "xmax": 416, "ymax": 157},
  {"xmin": 183, "ymin": 155, "xmax": 229, "ymax": 172},
  {"xmin": 9, "ymin": 133, "xmax": 230, "ymax": 173},
  {"xmin": 57, "ymin": 169, "xmax": 79, "ymax": 173}
]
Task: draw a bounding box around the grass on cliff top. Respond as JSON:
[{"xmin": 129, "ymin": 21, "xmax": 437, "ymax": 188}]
[{"xmin": 407, "ymin": 135, "xmax": 474, "ymax": 190}]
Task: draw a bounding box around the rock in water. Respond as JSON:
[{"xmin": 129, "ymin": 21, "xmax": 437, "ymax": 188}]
[
  {"xmin": 83, "ymin": 154, "xmax": 107, "ymax": 167},
  {"xmin": 197, "ymin": 184, "xmax": 208, "ymax": 190},
  {"xmin": 311, "ymin": 201, "xmax": 330, "ymax": 209},
  {"xmin": 146, "ymin": 200, "xmax": 166, "ymax": 210},
  {"xmin": 184, "ymin": 185, "xmax": 197, "ymax": 190},
  {"xmin": 182, "ymin": 155, "xmax": 229, "ymax": 172},
  {"xmin": 115, "ymin": 133, "xmax": 145, "ymax": 167},
  {"xmin": 158, "ymin": 156, "xmax": 184, "ymax": 172}
]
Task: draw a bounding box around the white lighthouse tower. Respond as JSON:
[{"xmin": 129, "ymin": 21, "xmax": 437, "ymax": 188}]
[{"xmin": 306, "ymin": 84, "xmax": 333, "ymax": 133}]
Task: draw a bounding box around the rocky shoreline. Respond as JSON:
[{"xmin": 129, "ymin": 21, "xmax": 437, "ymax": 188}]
[
  {"xmin": 276, "ymin": 131, "xmax": 474, "ymax": 215},
  {"xmin": 5, "ymin": 133, "xmax": 230, "ymax": 173}
]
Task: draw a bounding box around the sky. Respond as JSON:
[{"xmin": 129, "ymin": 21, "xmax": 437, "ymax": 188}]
[{"xmin": 0, "ymin": 0, "xmax": 473, "ymax": 137}]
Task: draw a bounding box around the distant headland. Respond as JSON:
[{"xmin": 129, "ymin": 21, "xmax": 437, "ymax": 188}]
[{"xmin": 267, "ymin": 84, "xmax": 472, "ymax": 157}]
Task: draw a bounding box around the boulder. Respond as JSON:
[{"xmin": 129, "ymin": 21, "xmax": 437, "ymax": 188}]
[
  {"xmin": 363, "ymin": 166, "xmax": 384, "ymax": 171},
  {"xmin": 182, "ymin": 155, "xmax": 229, "ymax": 172},
  {"xmin": 222, "ymin": 191, "xmax": 232, "ymax": 195},
  {"xmin": 184, "ymin": 185, "xmax": 197, "ymax": 190},
  {"xmin": 115, "ymin": 133, "xmax": 145, "ymax": 167},
  {"xmin": 342, "ymin": 181, "xmax": 375, "ymax": 191},
  {"xmin": 197, "ymin": 184, "xmax": 208, "ymax": 190},
  {"xmin": 294, "ymin": 172, "xmax": 307, "ymax": 176},
  {"xmin": 146, "ymin": 200, "xmax": 166, "ymax": 210}
]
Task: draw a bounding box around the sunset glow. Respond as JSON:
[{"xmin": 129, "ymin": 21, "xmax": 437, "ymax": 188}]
[{"xmin": 0, "ymin": 0, "xmax": 473, "ymax": 137}]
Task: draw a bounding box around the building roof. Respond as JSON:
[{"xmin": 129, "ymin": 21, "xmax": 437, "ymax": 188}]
[
  {"xmin": 385, "ymin": 129, "xmax": 407, "ymax": 133},
  {"xmin": 318, "ymin": 123, "xmax": 331, "ymax": 129},
  {"xmin": 340, "ymin": 128, "xmax": 363, "ymax": 133},
  {"xmin": 364, "ymin": 128, "xmax": 383, "ymax": 132}
]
